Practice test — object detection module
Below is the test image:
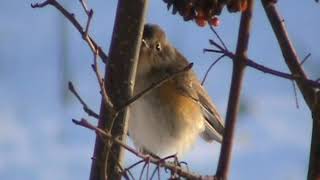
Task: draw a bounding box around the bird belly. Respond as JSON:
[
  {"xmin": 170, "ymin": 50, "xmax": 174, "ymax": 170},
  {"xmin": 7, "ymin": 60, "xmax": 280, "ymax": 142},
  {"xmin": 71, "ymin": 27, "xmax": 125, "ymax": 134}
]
[{"xmin": 129, "ymin": 81, "xmax": 205, "ymax": 157}]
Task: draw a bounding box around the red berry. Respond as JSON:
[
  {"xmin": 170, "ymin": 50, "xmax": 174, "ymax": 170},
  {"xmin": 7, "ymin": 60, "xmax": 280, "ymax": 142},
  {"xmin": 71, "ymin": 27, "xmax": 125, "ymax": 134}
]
[
  {"xmin": 210, "ymin": 17, "xmax": 220, "ymax": 27},
  {"xmin": 195, "ymin": 18, "xmax": 207, "ymax": 27}
]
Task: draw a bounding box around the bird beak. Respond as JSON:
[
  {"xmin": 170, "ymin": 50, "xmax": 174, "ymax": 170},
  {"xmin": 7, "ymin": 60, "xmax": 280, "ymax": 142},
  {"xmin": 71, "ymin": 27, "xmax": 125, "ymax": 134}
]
[{"xmin": 141, "ymin": 39, "xmax": 150, "ymax": 48}]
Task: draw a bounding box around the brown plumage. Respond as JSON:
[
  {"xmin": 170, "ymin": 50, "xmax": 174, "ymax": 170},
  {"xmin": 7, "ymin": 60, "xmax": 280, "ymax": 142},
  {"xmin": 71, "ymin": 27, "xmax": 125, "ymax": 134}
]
[{"xmin": 128, "ymin": 24, "xmax": 224, "ymax": 157}]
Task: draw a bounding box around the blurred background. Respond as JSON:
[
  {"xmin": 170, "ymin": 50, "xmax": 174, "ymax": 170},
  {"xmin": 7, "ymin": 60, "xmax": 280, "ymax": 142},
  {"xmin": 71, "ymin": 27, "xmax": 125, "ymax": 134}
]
[{"xmin": 0, "ymin": 0, "xmax": 319, "ymax": 179}]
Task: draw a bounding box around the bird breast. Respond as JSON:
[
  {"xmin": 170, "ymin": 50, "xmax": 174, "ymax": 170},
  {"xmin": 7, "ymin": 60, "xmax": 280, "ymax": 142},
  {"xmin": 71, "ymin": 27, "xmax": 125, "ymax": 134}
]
[{"xmin": 129, "ymin": 75, "xmax": 205, "ymax": 157}]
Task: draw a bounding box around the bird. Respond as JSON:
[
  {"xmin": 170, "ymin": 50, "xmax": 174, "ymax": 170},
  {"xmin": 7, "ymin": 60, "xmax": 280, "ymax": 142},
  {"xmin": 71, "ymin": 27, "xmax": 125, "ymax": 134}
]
[{"xmin": 128, "ymin": 24, "xmax": 224, "ymax": 158}]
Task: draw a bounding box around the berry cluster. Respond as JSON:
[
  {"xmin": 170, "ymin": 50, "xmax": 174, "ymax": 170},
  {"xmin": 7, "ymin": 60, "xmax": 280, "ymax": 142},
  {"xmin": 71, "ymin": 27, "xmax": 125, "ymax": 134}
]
[{"xmin": 163, "ymin": 0, "xmax": 248, "ymax": 27}]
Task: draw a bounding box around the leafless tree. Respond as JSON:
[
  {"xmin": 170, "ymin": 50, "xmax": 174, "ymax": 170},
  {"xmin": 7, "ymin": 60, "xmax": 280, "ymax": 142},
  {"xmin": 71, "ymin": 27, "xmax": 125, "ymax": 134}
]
[{"xmin": 32, "ymin": 0, "xmax": 320, "ymax": 179}]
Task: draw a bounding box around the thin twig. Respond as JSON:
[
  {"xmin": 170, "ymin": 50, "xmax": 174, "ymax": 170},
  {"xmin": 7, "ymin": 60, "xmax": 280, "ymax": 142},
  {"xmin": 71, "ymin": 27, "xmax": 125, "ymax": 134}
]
[
  {"xmin": 124, "ymin": 159, "xmax": 145, "ymax": 174},
  {"xmin": 209, "ymin": 25, "xmax": 228, "ymax": 51},
  {"xmin": 126, "ymin": 169, "xmax": 135, "ymax": 180},
  {"xmin": 300, "ymin": 53, "xmax": 311, "ymax": 65},
  {"xmin": 201, "ymin": 55, "xmax": 225, "ymax": 85},
  {"xmin": 157, "ymin": 165, "xmax": 161, "ymax": 180},
  {"xmin": 31, "ymin": 0, "xmax": 108, "ymax": 63},
  {"xmin": 79, "ymin": 0, "xmax": 93, "ymax": 37},
  {"xmin": 104, "ymin": 63, "xmax": 194, "ymax": 170},
  {"xmin": 179, "ymin": 161, "xmax": 190, "ymax": 172},
  {"xmin": 205, "ymin": 42, "xmax": 320, "ymax": 88},
  {"xmin": 91, "ymin": 49, "xmax": 114, "ymax": 112},
  {"xmin": 84, "ymin": 10, "xmax": 93, "ymax": 37},
  {"xmin": 90, "ymin": 48, "xmax": 116, "ymax": 176},
  {"xmin": 291, "ymin": 80, "xmax": 300, "ymax": 109},
  {"xmin": 115, "ymin": 63, "xmax": 194, "ymax": 112},
  {"xmin": 203, "ymin": 49, "xmax": 224, "ymax": 54},
  {"xmin": 79, "ymin": 0, "xmax": 90, "ymax": 15},
  {"xmin": 68, "ymin": 81, "xmax": 99, "ymax": 119},
  {"xmin": 150, "ymin": 165, "xmax": 160, "ymax": 180},
  {"xmin": 209, "ymin": 39, "xmax": 224, "ymax": 51},
  {"xmin": 146, "ymin": 158, "xmax": 150, "ymax": 180},
  {"xmin": 30, "ymin": 0, "xmax": 52, "ymax": 7},
  {"xmin": 139, "ymin": 161, "xmax": 148, "ymax": 180},
  {"xmin": 91, "ymin": 49, "xmax": 119, "ymax": 134}
]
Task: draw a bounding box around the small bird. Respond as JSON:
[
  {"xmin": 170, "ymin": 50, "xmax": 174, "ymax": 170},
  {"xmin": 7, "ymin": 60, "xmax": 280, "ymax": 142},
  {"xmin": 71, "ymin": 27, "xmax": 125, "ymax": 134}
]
[{"xmin": 129, "ymin": 24, "xmax": 224, "ymax": 158}]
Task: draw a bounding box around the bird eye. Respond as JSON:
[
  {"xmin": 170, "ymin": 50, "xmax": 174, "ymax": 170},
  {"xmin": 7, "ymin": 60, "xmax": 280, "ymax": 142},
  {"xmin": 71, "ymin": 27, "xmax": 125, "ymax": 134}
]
[{"xmin": 155, "ymin": 42, "xmax": 161, "ymax": 51}]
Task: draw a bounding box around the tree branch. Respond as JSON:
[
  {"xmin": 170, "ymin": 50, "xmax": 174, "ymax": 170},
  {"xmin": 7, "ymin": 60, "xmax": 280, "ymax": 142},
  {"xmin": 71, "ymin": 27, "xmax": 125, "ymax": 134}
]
[
  {"xmin": 73, "ymin": 118, "xmax": 212, "ymax": 179},
  {"xmin": 205, "ymin": 43, "xmax": 320, "ymax": 88},
  {"xmin": 31, "ymin": 0, "xmax": 108, "ymax": 63},
  {"xmin": 89, "ymin": 0, "xmax": 149, "ymax": 179},
  {"xmin": 262, "ymin": 1, "xmax": 320, "ymax": 180},
  {"xmin": 91, "ymin": 49, "xmax": 114, "ymax": 114},
  {"xmin": 115, "ymin": 63, "xmax": 193, "ymax": 112},
  {"xmin": 216, "ymin": 0, "xmax": 254, "ymax": 179},
  {"xmin": 68, "ymin": 82, "xmax": 99, "ymax": 119},
  {"xmin": 262, "ymin": 1, "xmax": 317, "ymax": 107}
]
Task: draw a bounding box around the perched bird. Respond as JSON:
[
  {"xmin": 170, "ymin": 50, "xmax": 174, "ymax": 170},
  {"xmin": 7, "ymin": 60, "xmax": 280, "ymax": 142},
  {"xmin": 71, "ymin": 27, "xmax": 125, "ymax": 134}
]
[{"xmin": 129, "ymin": 24, "xmax": 224, "ymax": 158}]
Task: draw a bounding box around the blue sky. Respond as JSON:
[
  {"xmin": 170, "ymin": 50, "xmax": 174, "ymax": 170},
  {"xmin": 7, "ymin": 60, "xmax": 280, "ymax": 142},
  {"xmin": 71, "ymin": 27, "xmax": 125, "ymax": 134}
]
[{"xmin": 0, "ymin": 0, "xmax": 319, "ymax": 179}]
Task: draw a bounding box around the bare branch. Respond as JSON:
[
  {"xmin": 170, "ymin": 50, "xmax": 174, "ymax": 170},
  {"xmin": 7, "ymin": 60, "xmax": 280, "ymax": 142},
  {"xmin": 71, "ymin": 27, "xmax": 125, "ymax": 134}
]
[
  {"xmin": 262, "ymin": 0, "xmax": 317, "ymax": 106},
  {"xmin": 205, "ymin": 43, "xmax": 320, "ymax": 88},
  {"xmin": 124, "ymin": 159, "xmax": 145, "ymax": 174},
  {"xmin": 203, "ymin": 49, "xmax": 224, "ymax": 54},
  {"xmin": 30, "ymin": 0, "xmax": 52, "ymax": 8},
  {"xmin": 216, "ymin": 0, "xmax": 254, "ymax": 179},
  {"xmin": 91, "ymin": 49, "xmax": 114, "ymax": 112},
  {"xmin": 209, "ymin": 25, "xmax": 228, "ymax": 51},
  {"xmin": 79, "ymin": 0, "xmax": 90, "ymax": 15},
  {"xmin": 31, "ymin": 0, "xmax": 108, "ymax": 63},
  {"xmin": 93, "ymin": 63, "xmax": 193, "ymax": 150},
  {"xmin": 291, "ymin": 81, "xmax": 300, "ymax": 109},
  {"xmin": 139, "ymin": 161, "xmax": 148, "ymax": 180},
  {"xmin": 209, "ymin": 39, "xmax": 224, "ymax": 51},
  {"xmin": 79, "ymin": 0, "xmax": 94, "ymax": 37},
  {"xmin": 262, "ymin": 1, "xmax": 320, "ymax": 179},
  {"xmin": 72, "ymin": 118, "xmax": 211, "ymax": 179},
  {"xmin": 150, "ymin": 165, "xmax": 160, "ymax": 180},
  {"xmin": 115, "ymin": 63, "xmax": 194, "ymax": 112},
  {"xmin": 32, "ymin": 0, "xmax": 220, "ymax": 179},
  {"xmin": 95, "ymin": 1, "xmax": 149, "ymax": 178},
  {"xmin": 202, "ymin": 55, "xmax": 225, "ymax": 85},
  {"xmin": 146, "ymin": 160, "xmax": 151, "ymax": 180},
  {"xmin": 68, "ymin": 82, "xmax": 99, "ymax": 119},
  {"xmin": 300, "ymin": 53, "xmax": 311, "ymax": 65},
  {"xmin": 84, "ymin": 10, "xmax": 93, "ymax": 38}
]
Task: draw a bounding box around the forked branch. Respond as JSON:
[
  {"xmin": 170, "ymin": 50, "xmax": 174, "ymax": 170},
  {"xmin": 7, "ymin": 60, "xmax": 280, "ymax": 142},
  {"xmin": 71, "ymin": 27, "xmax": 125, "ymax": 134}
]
[{"xmin": 31, "ymin": 0, "xmax": 108, "ymax": 62}]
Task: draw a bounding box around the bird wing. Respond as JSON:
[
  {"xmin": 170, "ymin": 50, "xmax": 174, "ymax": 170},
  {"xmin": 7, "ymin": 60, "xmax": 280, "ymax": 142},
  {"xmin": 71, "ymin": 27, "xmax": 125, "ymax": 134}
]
[
  {"xmin": 173, "ymin": 70, "xmax": 224, "ymax": 143},
  {"xmin": 170, "ymin": 49, "xmax": 224, "ymax": 143},
  {"xmin": 193, "ymin": 81, "xmax": 224, "ymax": 143}
]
